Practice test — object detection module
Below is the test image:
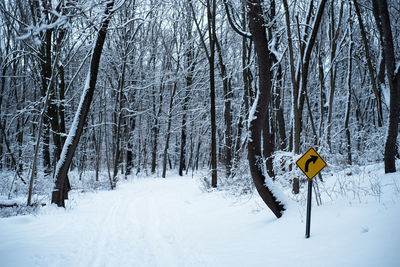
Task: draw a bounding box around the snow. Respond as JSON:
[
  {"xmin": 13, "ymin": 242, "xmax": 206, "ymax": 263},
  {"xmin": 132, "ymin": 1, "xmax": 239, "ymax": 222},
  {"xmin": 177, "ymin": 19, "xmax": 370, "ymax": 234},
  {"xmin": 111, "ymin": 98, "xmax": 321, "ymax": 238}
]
[
  {"xmin": 17, "ymin": 15, "xmax": 68, "ymax": 40},
  {"xmin": 247, "ymin": 89, "xmax": 259, "ymax": 139},
  {"xmin": 1, "ymin": 168, "xmax": 400, "ymax": 267},
  {"xmin": 396, "ymin": 62, "xmax": 400, "ymax": 76}
]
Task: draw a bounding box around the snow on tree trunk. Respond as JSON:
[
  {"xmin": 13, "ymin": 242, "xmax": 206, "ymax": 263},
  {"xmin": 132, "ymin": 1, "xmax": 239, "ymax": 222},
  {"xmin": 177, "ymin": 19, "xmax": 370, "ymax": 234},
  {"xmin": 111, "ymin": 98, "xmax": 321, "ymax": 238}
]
[{"xmin": 51, "ymin": 1, "xmax": 115, "ymax": 207}]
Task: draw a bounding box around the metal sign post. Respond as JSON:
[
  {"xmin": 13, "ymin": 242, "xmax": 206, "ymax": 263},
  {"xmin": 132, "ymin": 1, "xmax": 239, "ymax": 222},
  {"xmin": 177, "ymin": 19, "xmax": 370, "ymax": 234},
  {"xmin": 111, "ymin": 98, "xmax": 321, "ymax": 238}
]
[
  {"xmin": 305, "ymin": 179, "xmax": 313, "ymax": 238},
  {"xmin": 296, "ymin": 147, "xmax": 327, "ymax": 239}
]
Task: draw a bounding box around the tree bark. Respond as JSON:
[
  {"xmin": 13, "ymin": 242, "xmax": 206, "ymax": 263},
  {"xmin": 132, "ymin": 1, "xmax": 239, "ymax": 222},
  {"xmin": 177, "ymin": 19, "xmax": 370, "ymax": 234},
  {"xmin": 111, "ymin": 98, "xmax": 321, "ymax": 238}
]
[
  {"xmin": 162, "ymin": 81, "xmax": 177, "ymax": 178},
  {"xmin": 326, "ymin": 1, "xmax": 344, "ymax": 151},
  {"xmin": 353, "ymin": 0, "xmax": 383, "ymax": 127},
  {"xmin": 40, "ymin": 27, "xmax": 52, "ymax": 174},
  {"xmin": 190, "ymin": 0, "xmax": 218, "ymax": 185},
  {"xmin": 269, "ymin": 0, "xmax": 286, "ymax": 151},
  {"xmin": 126, "ymin": 85, "xmax": 137, "ymax": 177},
  {"xmin": 179, "ymin": 77, "xmax": 189, "ymax": 176},
  {"xmin": 51, "ymin": 1, "xmax": 115, "ymax": 207},
  {"xmin": 113, "ymin": 61, "xmax": 126, "ymax": 187},
  {"xmin": 125, "ymin": 116, "xmax": 135, "ymax": 177},
  {"xmin": 283, "ymin": 0, "xmax": 327, "ymax": 154},
  {"xmin": 207, "ymin": 0, "xmax": 217, "ymax": 187},
  {"xmin": 151, "ymin": 81, "xmax": 162, "ymax": 174},
  {"xmin": 233, "ymin": 9, "xmax": 252, "ymax": 173},
  {"xmin": 215, "ymin": 37, "xmax": 232, "ymax": 178},
  {"xmin": 345, "ymin": 5, "xmax": 353, "ymax": 165},
  {"xmin": 371, "ymin": 0, "xmax": 399, "ymax": 173},
  {"xmin": 247, "ymin": 0, "xmax": 285, "ymax": 218}
]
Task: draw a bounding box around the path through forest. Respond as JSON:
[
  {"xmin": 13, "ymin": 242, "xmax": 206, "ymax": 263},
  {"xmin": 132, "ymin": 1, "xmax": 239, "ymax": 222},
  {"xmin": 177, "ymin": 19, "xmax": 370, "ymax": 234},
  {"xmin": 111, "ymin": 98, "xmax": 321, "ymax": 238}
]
[{"xmin": 1, "ymin": 173, "xmax": 399, "ymax": 267}]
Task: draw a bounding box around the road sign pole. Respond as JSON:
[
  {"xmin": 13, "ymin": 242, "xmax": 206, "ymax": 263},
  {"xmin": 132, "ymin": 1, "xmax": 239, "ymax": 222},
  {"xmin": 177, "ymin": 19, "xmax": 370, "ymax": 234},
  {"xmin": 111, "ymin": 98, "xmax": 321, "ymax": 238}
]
[
  {"xmin": 296, "ymin": 147, "xmax": 326, "ymax": 239},
  {"xmin": 305, "ymin": 179, "xmax": 312, "ymax": 238}
]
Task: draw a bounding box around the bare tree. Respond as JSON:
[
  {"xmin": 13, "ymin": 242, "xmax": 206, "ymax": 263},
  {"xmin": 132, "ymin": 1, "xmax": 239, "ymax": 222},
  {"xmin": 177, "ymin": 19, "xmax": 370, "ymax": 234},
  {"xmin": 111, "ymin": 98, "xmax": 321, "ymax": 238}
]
[
  {"xmin": 246, "ymin": 0, "xmax": 285, "ymax": 218},
  {"xmin": 52, "ymin": 1, "xmax": 115, "ymax": 207},
  {"xmin": 190, "ymin": 0, "xmax": 217, "ymax": 186},
  {"xmin": 344, "ymin": 4, "xmax": 353, "ymax": 165},
  {"xmin": 353, "ymin": 0, "xmax": 383, "ymax": 128}
]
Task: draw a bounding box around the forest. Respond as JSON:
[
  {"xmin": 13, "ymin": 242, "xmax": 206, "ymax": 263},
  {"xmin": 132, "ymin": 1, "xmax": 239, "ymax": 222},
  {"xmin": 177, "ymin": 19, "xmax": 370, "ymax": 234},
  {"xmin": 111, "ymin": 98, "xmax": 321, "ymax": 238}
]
[{"xmin": 0, "ymin": 0, "xmax": 399, "ymax": 215}]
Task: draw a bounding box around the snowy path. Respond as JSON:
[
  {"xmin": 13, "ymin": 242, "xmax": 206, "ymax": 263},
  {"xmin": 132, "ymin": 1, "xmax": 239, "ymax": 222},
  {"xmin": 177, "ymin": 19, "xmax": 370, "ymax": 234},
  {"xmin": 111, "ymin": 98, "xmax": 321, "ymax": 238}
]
[{"xmin": 1, "ymin": 175, "xmax": 399, "ymax": 267}]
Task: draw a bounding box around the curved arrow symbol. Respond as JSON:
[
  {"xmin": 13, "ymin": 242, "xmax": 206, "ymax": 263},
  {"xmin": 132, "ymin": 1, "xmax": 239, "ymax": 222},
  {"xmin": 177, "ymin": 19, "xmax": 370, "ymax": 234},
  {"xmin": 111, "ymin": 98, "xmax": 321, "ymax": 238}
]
[{"xmin": 305, "ymin": 155, "xmax": 318, "ymax": 172}]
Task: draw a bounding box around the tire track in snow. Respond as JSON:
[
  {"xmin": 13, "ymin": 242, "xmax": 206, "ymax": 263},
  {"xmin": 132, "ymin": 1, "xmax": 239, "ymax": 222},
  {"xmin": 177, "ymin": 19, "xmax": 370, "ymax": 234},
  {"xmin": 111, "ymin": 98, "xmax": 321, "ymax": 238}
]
[
  {"xmin": 143, "ymin": 195, "xmax": 178, "ymax": 267},
  {"xmin": 80, "ymin": 183, "xmax": 159, "ymax": 267},
  {"xmin": 0, "ymin": 178, "xmax": 211, "ymax": 267},
  {"xmin": 84, "ymin": 195, "xmax": 120, "ymax": 267},
  {"xmin": 139, "ymin": 180, "xmax": 210, "ymax": 267}
]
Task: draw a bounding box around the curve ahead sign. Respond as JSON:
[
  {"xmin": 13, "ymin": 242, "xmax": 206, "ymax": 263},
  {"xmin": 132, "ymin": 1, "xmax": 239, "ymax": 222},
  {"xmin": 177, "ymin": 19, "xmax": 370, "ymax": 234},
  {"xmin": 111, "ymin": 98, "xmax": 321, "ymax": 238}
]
[{"xmin": 296, "ymin": 147, "xmax": 327, "ymax": 180}]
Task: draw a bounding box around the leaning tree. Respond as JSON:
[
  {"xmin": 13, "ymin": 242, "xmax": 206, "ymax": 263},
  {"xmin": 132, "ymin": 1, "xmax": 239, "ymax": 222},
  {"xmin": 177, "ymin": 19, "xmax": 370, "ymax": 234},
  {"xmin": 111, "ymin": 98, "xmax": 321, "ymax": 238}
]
[
  {"xmin": 52, "ymin": 1, "xmax": 115, "ymax": 207},
  {"xmin": 225, "ymin": 0, "xmax": 285, "ymax": 218}
]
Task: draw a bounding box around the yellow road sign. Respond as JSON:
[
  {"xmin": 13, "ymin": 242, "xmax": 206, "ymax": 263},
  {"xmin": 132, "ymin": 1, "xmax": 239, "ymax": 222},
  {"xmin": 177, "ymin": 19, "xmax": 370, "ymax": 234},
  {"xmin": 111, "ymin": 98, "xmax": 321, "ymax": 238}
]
[{"xmin": 296, "ymin": 147, "xmax": 327, "ymax": 180}]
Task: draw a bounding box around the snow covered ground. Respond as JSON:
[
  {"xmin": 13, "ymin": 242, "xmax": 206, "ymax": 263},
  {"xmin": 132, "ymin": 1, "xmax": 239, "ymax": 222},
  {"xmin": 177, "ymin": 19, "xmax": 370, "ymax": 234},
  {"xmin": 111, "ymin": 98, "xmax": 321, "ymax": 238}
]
[{"xmin": 0, "ymin": 166, "xmax": 399, "ymax": 267}]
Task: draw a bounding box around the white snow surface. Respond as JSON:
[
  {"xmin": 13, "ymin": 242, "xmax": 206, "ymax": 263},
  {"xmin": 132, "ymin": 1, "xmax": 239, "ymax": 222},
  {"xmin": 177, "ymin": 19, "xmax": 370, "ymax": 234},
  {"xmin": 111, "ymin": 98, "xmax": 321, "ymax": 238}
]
[{"xmin": 1, "ymin": 170, "xmax": 400, "ymax": 267}]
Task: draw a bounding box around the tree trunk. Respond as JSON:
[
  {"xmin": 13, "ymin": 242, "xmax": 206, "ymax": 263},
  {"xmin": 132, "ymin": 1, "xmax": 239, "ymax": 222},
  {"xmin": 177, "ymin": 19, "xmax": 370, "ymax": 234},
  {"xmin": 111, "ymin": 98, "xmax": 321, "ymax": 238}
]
[
  {"xmin": 207, "ymin": 0, "xmax": 217, "ymax": 187},
  {"xmin": 326, "ymin": 1, "xmax": 344, "ymax": 151},
  {"xmin": 345, "ymin": 6, "xmax": 353, "ymax": 165},
  {"xmin": 113, "ymin": 61, "xmax": 126, "ymax": 186},
  {"xmin": 125, "ymin": 82, "xmax": 137, "ymax": 177},
  {"xmin": 269, "ymin": 0, "xmax": 287, "ymax": 152},
  {"xmin": 215, "ymin": 37, "xmax": 232, "ymax": 178},
  {"xmin": 190, "ymin": 0, "xmax": 217, "ymax": 185},
  {"xmin": 91, "ymin": 114, "xmax": 101, "ymax": 181},
  {"xmin": 318, "ymin": 50, "xmax": 326, "ymax": 143},
  {"xmin": 0, "ymin": 31, "xmax": 10, "ymax": 169},
  {"xmin": 179, "ymin": 72, "xmax": 190, "ymax": 176},
  {"xmin": 40, "ymin": 21, "xmax": 52, "ymax": 174},
  {"xmin": 371, "ymin": 0, "xmax": 399, "ymax": 173},
  {"xmin": 233, "ymin": 15, "xmax": 252, "ymax": 172},
  {"xmin": 353, "ymin": 0, "xmax": 383, "ymax": 127},
  {"xmin": 162, "ymin": 81, "xmax": 177, "ymax": 178},
  {"xmin": 283, "ymin": 0, "xmax": 327, "ymax": 154},
  {"xmin": 51, "ymin": 1, "xmax": 115, "ymax": 207},
  {"xmin": 126, "ymin": 115, "xmax": 136, "ymax": 177},
  {"xmin": 28, "ymin": 71, "xmax": 54, "ymax": 206},
  {"xmin": 247, "ymin": 0, "xmax": 285, "ymax": 218}
]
